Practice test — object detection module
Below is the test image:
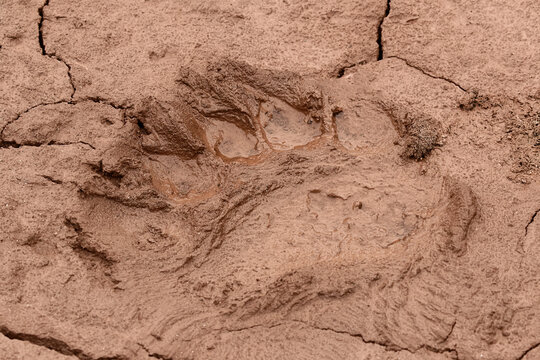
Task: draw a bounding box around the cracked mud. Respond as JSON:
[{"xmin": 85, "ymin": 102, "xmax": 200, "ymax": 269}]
[{"xmin": 1, "ymin": 1, "xmax": 539, "ymax": 360}]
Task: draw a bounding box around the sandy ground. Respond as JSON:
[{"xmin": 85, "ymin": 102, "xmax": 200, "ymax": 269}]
[{"xmin": 1, "ymin": 1, "xmax": 539, "ymax": 359}]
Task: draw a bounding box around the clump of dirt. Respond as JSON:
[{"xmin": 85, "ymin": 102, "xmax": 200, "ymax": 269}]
[
  {"xmin": 511, "ymin": 151, "xmax": 540, "ymax": 180},
  {"xmin": 459, "ymin": 89, "xmax": 493, "ymax": 111},
  {"xmin": 401, "ymin": 114, "xmax": 442, "ymax": 160},
  {"xmin": 386, "ymin": 109, "xmax": 443, "ymax": 160}
]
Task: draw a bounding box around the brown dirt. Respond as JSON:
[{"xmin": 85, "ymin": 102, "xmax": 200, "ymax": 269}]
[{"xmin": 1, "ymin": 1, "xmax": 539, "ymax": 359}]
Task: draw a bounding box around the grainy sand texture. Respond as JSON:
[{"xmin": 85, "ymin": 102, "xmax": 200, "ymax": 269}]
[{"xmin": 1, "ymin": 1, "xmax": 539, "ymax": 359}]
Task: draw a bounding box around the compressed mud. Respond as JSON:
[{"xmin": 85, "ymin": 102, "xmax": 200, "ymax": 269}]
[{"xmin": 1, "ymin": 1, "xmax": 539, "ymax": 360}]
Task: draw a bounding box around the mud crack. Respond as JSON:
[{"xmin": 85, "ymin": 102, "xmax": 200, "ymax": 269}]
[
  {"xmin": 517, "ymin": 342, "xmax": 540, "ymax": 360},
  {"xmin": 0, "ymin": 0, "xmax": 79, "ymax": 147},
  {"xmin": 440, "ymin": 320, "xmax": 457, "ymax": 344},
  {"xmin": 37, "ymin": 0, "xmax": 49, "ymax": 55},
  {"xmin": 388, "ymin": 56, "xmax": 467, "ymax": 91},
  {"xmin": 0, "ymin": 325, "xmax": 125, "ymax": 360},
  {"xmin": 38, "ymin": 0, "xmax": 76, "ymax": 99},
  {"xmin": 0, "ymin": 99, "xmax": 70, "ymax": 143},
  {"xmin": 137, "ymin": 343, "xmax": 173, "ymax": 360},
  {"xmin": 525, "ymin": 208, "xmax": 539, "ymax": 236},
  {"xmin": 85, "ymin": 96, "xmax": 132, "ymax": 110},
  {"xmin": 306, "ymin": 324, "xmax": 399, "ymax": 351},
  {"xmin": 222, "ymin": 320, "xmax": 460, "ymax": 358},
  {"xmin": 289, "ymin": 320, "xmax": 459, "ymax": 358},
  {"xmin": 0, "ymin": 97, "xmax": 129, "ymax": 147},
  {"xmin": 377, "ymin": 0, "xmax": 391, "ymax": 60}
]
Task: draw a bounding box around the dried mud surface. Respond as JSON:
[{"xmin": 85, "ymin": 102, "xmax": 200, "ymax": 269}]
[{"xmin": 1, "ymin": 1, "xmax": 539, "ymax": 359}]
